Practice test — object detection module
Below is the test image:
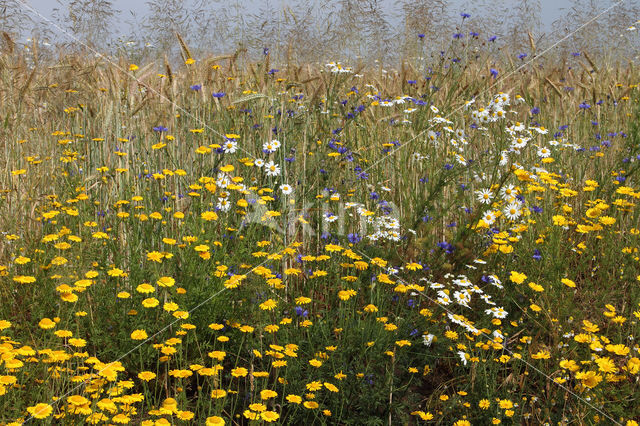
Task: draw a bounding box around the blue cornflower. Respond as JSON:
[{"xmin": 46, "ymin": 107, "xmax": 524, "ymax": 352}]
[
  {"xmin": 579, "ymin": 102, "xmax": 591, "ymax": 109},
  {"xmin": 490, "ymin": 68, "xmax": 499, "ymax": 78},
  {"xmin": 190, "ymin": 84, "xmax": 201, "ymax": 91},
  {"xmin": 489, "ymin": 35, "xmax": 497, "ymax": 42},
  {"xmin": 461, "ymin": 12, "xmax": 471, "ymax": 18},
  {"xmin": 530, "ymin": 107, "xmax": 540, "ymax": 115},
  {"xmin": 453, "ymin": 32, "xmax": 464, "ymax": 39},
  {"xmin": 212, "ymin": 92, "xmax": 226, "ymax": 98},
  {"xmin": 418, "ymin": 33, "xmax": 425, "ymax": 39},
  {"xmin": 518, "ymin": 53, "xmax": 527, "ymax": 60},
  {"xmin": 532, "ymin": 249, "xmax": 542, "ymax": 261},
  {"xmin": 153, "ymin": 126, "xmax": 168, "ymax": 132}
]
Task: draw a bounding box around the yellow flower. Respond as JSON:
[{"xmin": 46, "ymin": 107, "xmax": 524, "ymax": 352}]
[
  {"xmin": 559, "ymin": 359, "xmax": 579, "ymax": 372},
  {"xmin": 163, "ymin": 302, "xmax": 178, "ymax": 312},
  {"xmin": 561, "ymin": 278, "xmax": 576, "ymax": 288},
  {"xmin": 363, "ymin": 304, "xmax": 378, "ymax": 312},
  {"xmin": 205, "ymin": 416, "xmax": 225, "ymax": 426},
  {"xmin": 177, "ymin": 411, "xmax": 194, "ymax": 421},
  {"xmin": 137, "ymin": 371, "xmax": 156, "ymax": 381},
  {"xmin": 67, "ymin": 395, "xmax": 90, "ymax": 406},
  {"xmin": 13, "ymin": 275, "xmax": 36, "ymax": 284},
  {"xmin": 259, "ymin": 299, "xmax": 277, "ymax": 311},
  {"xmin": 479, "ymin": 399, "xmax": 490, "ymax": 409},
  {"xmin": 231, "ymin": 367, "xmax": 248, "ymax": 377},
  {"xmin": 146, "ymin": 251, "xmax": 164, "ymax": 262},
  {"xmin": 531, "ymin": 350, "xmax": 550, "ymax": 359},
  {"xmin": 201, "ymin": 211, "xmax": 218, "ymax": 221},
  {"xmin": 444, "ymin": 330, "xmax": 458, "ymax": 340},
  {"xmin": 552, "ymin": 215, "xmax": 568, "ymax": 226},
  {"xmin": 528, "ymin": 282, "xmax": 544, "ymax": 292},
  {"xmin": 14, "ymin": 256, "xmax": 30, "ymax": 264},
  {"xmin": 599, "ymin": 216, "xmax": 616, "ymax": 225},
  {"xmin": 303, "ymin": 401, "xmax": 319, "ymax": 409},
  {"xmin": 324, "ymin": 382, "xmax": 339, "ymax": 392},
  {"xmin": 136, "ymin": 283, "xmax": 155, "ymax": 293},
  {"xmin": 411, "ymin": 411, "xmax": 434, "ymax": 420},
  {"xmin": 261, "ymin": 411, "xmax": 280, "ymax": 422},
  {"xmin": 582, "ymin": 320, "xmax": 599, "ymax": 333},
  {"xmin": 108, "ymin": 268, "xmax": 125, "ymax": 277},
  {"xmin": 626, "ymin": 357, "xmax": 640, "ymax": 374},
  {"xmin": 54, "ymin": 329, "xmax": 73, "ymax": 338},
  {"xmin": 595, "ymin": 357, "xmax": 618, "ymax": 374},
  {"xmin": 27, "ymin": 403, "xmax": 53, "ymax": 419},
  {"xmin": 249, "ymin": 403, "xmax": 266, "ymax": 412},
  {"xmin": 286, "ymin": 394, "xmax": 302, "ymax": 404},
  {"xmin": 306, "ymin": 381, "xmax": 323, "ymax": 391},
  {"xmin": 129, "ymin": 64, "xmax": 139, "ymax": 71},
  {"xmin": 130, "ymin": 329, "xmax": 148, "ymax": 340},
  {"xmin": 338, "ymin": 289, "xmax": 356, "ymax": 300},
  {"xmin": 309, "ymin": 359, "xmax": 323, "ymax": 367},
  {"xmin": 260, "ymin": 389, "xmax": 278, "ymax": 400},
  {"xmin": 157, "ymin": 276, "xmax": 175, "ymax": 287},
  {"xmin": 243, "ymin": 410, "xmax": 258, "ymax": 420},
  {"xmin": 509, "ymin": 271, "xmax": 527, "ymax": 284},
  {"xmin": 575, "ymin": 370, "xmax": 602, "ymax": 388},
  {"xmin": 210, "ymin": 389, "xmax": 227, "ymax": 399},
  {"xmin": 142, "ymin": 297, "xmax": 159, "ymax": 308}
]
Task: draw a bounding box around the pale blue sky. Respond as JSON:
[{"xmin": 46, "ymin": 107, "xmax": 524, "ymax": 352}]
[
  {"xmin": 14, "ymin": 0, "xmax": 640, "ymax": 57},
  {"xmin": 19, "ymin": 0, "xmax": 626, "ymax": 37}
]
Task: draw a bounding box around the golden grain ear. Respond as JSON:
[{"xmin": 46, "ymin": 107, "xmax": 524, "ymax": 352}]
[
  {"xmin": 2, "ymin": 32, "xmax": 15, "ymax": 54},
  {"xmin": 174, "ymin": 31, "xmax": 192, "ymax": 63},
  {"xmin": 164, "ymin": 55, "xmax": 173, "ymax": 84},
  {"xmin": 527, "ymin": 31, "xmax": 536, "ymax": 55}
]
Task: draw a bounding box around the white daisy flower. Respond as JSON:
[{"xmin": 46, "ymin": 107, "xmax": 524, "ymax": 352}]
[
  {"xmin": 280, "ymin": 184, "xmax": 293, "ymax": 195},
  {"xmin": 481, "ymin": 211, "xmax": 497, "ymax": 225},
  {"xmin": 537, "ymin": 147, "xmax": 551, "ymax": 158},
  {"xmin": 216, "ymin": 198, "xmax": 231, "ymax": 212},
  {"xmin": 324, "ymin": 212, "xmax": 338, "ymax": 222},
  {"xmin": 263, "ymin": 141, "xmax": 277, "ymax": 153},
  {"xmin": 499, "ymin": 151, "xmax": 509, "ymax": 166},
  {"xmin": 511, "ymin": 136, "xmax": 530, "ymax": 150},
  {"xmin": 427, "ymin": 130, "xmax": 438, "ymax": 144},
  {"xmin": 264, "ymin": 161, "xmax": 281, "ymax": 177},
  {"xmin": 503, "ymin": 202, "xmax": 522, "ymax": 221},
  {"xmin": 457, "ymin": 351, "xmax": 468, "ymax": 366},
  {"xmin": 475, "ymin": 188, "xmax": 493, "ymax": 204},
  {"xmin": 223, "ymin": 140, "xmax": 238, "ymax": 153},
  {"xmin": 500, "ymin": 184, "xmax": 518, "ymax": 200}
]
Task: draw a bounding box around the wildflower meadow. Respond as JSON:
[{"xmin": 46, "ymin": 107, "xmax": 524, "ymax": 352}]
[{"xmin": 1, "ymin": 3, "xmax": 640, "ymax": 425}]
